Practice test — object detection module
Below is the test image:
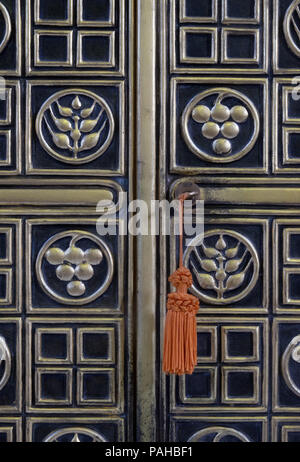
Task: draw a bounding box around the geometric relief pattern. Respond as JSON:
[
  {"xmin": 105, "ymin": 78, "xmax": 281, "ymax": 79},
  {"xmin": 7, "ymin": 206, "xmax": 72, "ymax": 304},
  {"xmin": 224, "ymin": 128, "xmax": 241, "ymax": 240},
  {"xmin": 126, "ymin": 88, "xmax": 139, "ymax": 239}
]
[
  {"xmin": 171, "ymin": 318, "xmax": 268, "ymax": 413},
  {"xmin": 171, "ymin": 416, "xmax": 268, "ymax": 442},
  {"xmin": 171, "ymin": 0, "xmax": 268, "ymax": 73},
  {"xmin": 0, "ymin": 219, "xmax": 21, "ymax": 312},
  {"xmin": 0, "ymin": 0, "xmax": 21, "ymax": 75},
  {"xmin": 273, "ymin": 318, "xmax": 300, "ymax": 412},
  {"xmin": 170, "ymin": 77, "xmax": 268, "ymax": 174},
  {"xmin": 273, "ymin": 78, "xmax": 300, "ymax": 173},
  {"xmin": 0, "ymin": 82, "xmax": 21, "ymax": 175},
  {"xmin": 26, "ymin": 318, "xmax": 124, "ymax": 414},
  {"xmin": 173, "ymin": 218, "xmax": 269, "ymax": 313},
  {"xmin": 26, "ymin": 417, "xmax": 125, "ymax": 442},
  {"xmin": 273, "ymin": 219, "xmax": 300, "ymax": 313},
  {"xmin": 26, "ymin": 81, "xmax": 125, "ymax": 176},
  {"xmin": 26, "ymin": 0, "xmax": 125, "ymax": 76},
  {"xmin": 26, "ymin": 219, "xmax": 123, "ymax": 314}
]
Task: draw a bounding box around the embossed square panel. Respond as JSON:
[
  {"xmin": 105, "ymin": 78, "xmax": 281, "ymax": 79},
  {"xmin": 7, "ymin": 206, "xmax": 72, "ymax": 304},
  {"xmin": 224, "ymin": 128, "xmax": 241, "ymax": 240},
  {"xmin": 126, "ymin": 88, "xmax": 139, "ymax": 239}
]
[
  {"xmin": 0, "ymin": 219, "xmax": 21, "ymax": 313},
  {"xmin": 0, "ymin": 82, "xmax": 20, "ymax": 176},
  {"xmin": 170, "ymin": 78, "xmax": 268, "ymax": 174},
  {"xmin": 77, "ymin": 31, "xmax": 115, "ymax": 68},
  {"xmin": 172, "ymin": 217, "xmax": 269, "ymax": 313},
  {"xmin": 34, "ymin": 0, "xmax": 73, "ymax": 25},
  {"xmin": 34, "ymin": 30, "xmax": 73, "ymax": 67},
  {"xmin": 221, "ymin": 326, "xmax": 260, "ymax": 362},
  {"xmin": 35, "ymin": 328, "xmax": 73, "ymax": 364},
  {"xmin": 273, "ymin": 78, "xmax": 300, "ymax": 173},
  {"xmin": 272, "ymin": 219, "xmax": 300, "ymax": 313},
  {"xmin": 26, "ymin": 0, "xmax": 125, "ymax": 75},
  {"xmin": 222, "ymin": 0, "xmax": 261, "ymax": 24},
  {"xmin": 77, "ymin": 327, "xmax": 116, "ymax": 365},
  {"xmin": 171, "ymin": 318, "xmax": 268, "ymax": 413},
  {"xmin": 179, "ymin": 366, "xmax": 217, "ymax": 404},
  {"xmin": 272, "ymin": 417, "xmax": 300, "ymax": 442},
  {"xmin": 0, "ymin": 319, "xmax": 21, "ymax": 413},
  {"xmin": 170, "ymin": 416, "xmax": 268, "ymax": 442},
  {"xmin": 26, "ymin": 417, "xmax": 125, "ymax": 442},
  {"xmin": 0, "ymin": 0, "xmax": 21, "ymax": 75},
  {"xmin": 26, "ymin": 318, "xmax": 124, "ymax": 414},
  {"xmin": 273, "ymin": 319, "xmax": 300, "ymax": 412},
  {"xmin": 26, "ymin": 81, "xmax": 125, "ymax": 176},
  {"xmin": 26, "ymin": 218, "xmax": 123, "ymax": 314},
  {"xmin": 172, "ymin": 0, "xmax": 268, "ymax": 73},
  {"xmin": 0, "ymin": 418, "xmax": 22, "ymax": 442}
]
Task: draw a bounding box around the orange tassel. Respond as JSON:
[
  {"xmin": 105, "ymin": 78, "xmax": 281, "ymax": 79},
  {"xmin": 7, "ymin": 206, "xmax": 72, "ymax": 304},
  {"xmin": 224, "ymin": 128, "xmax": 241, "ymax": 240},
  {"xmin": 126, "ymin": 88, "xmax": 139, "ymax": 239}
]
[{"xmin": 163, "ymin": 194, "xmax": 200, "ymax": 376}]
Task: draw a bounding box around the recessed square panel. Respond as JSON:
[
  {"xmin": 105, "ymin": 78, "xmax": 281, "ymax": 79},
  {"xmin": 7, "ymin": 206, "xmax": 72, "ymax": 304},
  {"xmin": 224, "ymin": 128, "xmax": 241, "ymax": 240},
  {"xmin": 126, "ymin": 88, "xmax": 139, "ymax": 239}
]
[
  {"xmin": 221, "ymin": 326, "xmax": 260, "ymax": 362},
  {"xmin": 221, "ymin": 28, "xmax": 260, "ymax": 64},
  {"xmin": 0, "ymin": 269, "xmax": 12, "ymax": 305},
  {"xmin": 179, "ymin": 0, "xmax": 218, "ymax": 23},
  {"xmin": 77, "ymin": 31, "xmax": 115, "ymax": 68},
  {"xmin": 222, "ymin": 0, "xmax": 260, "ymax": 24},
  {"xmin": 0, "ymin": 228, "xmax": 12, "ymax": 265},
  {"xmin": 171, "ymin": 416, "xmax": 268, "ymax": 442},
  {"xmin": 77, "ymin": 327, "xmax": 116, "ymax": 364},
  {"xmin": 0, "ymin": 130, "xmax": 11, "ymax": 166},
  {"xmin": 35, "ymin": 328, "xmax": 73, "ymax": 364},
  {"xmin": 34, "ymin": 0, "xmax": 73, "ymax": 25},
  {"xmin": 283, "ymin": 228, "xmax": 300, "ymax": 264},
  {"xmin": 197, "ymin": 326, "xmax": 217, "ymax": 362},
  {"xmin": 0, "ymin": 419, "xmax": 22, "ymax": 442},
  {"xmin": 0, "ymin": 89, "xmax": 12, "ymax": 125},
  {"xmin": 222, "ymin": 367, "xmax": 260, "ymax": 404},
  {"xmin": 77, "ymin": 0, "xmax": 115, "ymax": 26},
  {"xmin": 34, "ymin": 31, "xmax": 73, "ymax": 67},
  {"xmin": 35, "ymin": 368, "xmax": 73, "ymax": 405},
  {"xmin": 77, "ymin": 368, "xmax": 115, "ymax": 405}
]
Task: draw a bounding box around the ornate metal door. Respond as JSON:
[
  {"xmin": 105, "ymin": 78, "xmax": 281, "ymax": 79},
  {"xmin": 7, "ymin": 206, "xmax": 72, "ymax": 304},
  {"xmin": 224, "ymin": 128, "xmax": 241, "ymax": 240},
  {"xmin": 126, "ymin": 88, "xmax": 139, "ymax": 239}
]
[
  {"xmin": 1, "ymin": 0, "xmax": 300, "ymax": 444},
  {"xmin": 0, "ymin": 0, "xmax": 135, "ymax": 442},
  {"xmin": 157, "ymin": 0, "xmax": 300, "ymax": 444}
]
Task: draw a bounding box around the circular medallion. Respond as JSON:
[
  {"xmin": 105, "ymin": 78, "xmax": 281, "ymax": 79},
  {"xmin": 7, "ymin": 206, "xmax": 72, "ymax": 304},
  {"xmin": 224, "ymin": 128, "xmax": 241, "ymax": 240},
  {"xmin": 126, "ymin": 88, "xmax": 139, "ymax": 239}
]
[
  {"xmin": 183, "ymin": 230, "xmax": 259, "ymax": 305},
  {"xmin": 36, "ymin": 231, "xmax": 114, "ymax": 305},
  {"xmin": 181, "ymin": 88, "xmax": 259, "ymax": 163},
  {"xmin": 36, "ymin": 90, "xmax": 115, "ymax": 165}
]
